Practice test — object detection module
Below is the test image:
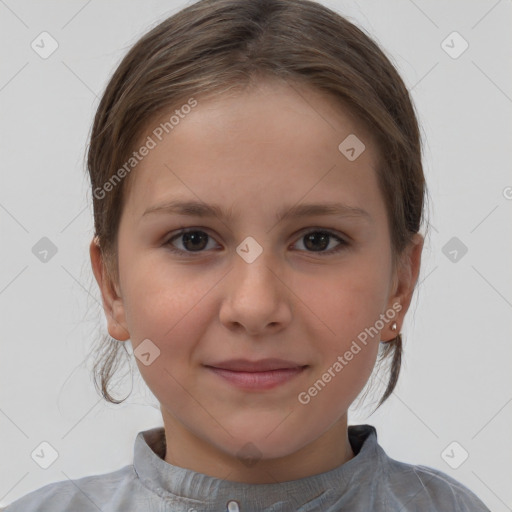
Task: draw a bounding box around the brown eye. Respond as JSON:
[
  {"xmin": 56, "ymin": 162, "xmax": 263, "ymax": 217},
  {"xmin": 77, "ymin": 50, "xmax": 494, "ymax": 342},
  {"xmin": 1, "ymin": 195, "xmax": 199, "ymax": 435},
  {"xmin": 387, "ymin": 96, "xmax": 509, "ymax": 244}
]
[
  {"xmin": 164, "ymin": 228, "xmax": 348, "ymax": 257},
  {"xmin": 293, "ymin": 230, "xmax": 348, "ymax": 254},
  {"xmin": 165, "ymin": 229, "xmax": 218, "ymax": 254}
]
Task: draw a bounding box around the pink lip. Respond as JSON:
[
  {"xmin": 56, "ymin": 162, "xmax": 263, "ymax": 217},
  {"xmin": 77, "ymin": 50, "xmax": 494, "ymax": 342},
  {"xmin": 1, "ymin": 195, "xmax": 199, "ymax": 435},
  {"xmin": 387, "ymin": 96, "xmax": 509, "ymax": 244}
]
[
  {"xmin": 205, "ymin": 358, "xmax": 306, "ymax": 372},
  {"xmin": 204, "ymin": 359, "xmax": 308, "ymax": 390}
]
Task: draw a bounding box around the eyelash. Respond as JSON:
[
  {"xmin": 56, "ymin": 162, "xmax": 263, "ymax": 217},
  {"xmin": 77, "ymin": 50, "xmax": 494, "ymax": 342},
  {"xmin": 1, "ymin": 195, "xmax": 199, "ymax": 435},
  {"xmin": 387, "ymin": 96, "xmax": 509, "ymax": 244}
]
[{"xmin": 163, "ymin": 228, "xmax": 349, "ymax": 257}]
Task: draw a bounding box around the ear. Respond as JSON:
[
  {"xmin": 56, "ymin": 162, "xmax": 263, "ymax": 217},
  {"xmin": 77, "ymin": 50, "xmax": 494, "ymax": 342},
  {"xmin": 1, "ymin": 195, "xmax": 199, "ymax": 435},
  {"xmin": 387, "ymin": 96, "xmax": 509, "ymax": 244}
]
[
  {"xmin": 381, "ymin": 233, "xmax": 424, "ymax": 342},
  {"xmin": 89, "ymin": 237, "xmax": 130, "ymax": 342}
]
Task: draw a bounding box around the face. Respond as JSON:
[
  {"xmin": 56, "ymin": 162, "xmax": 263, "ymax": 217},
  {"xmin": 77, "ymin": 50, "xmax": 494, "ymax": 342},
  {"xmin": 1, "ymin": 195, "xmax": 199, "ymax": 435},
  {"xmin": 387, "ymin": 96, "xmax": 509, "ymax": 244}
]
[{"xmin": 91, "ymin": 78, "xmax": 423, "ymax": 481}]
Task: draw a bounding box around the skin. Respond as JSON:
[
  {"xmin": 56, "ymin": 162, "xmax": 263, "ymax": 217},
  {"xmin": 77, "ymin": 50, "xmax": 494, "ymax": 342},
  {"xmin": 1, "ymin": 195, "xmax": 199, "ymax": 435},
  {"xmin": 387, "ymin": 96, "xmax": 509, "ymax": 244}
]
[{"xmin": 90, "ymin": 78, "xmax": 423, "ymax": 484}]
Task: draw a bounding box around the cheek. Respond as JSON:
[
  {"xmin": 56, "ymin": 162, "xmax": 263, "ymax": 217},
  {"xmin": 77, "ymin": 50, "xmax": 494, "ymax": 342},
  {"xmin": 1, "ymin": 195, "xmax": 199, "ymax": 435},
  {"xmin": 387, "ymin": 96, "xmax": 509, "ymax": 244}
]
[
  {"xmin": 123, "ymin": 268, "xmax": 213, "ymax": 410},
  {"xmin": 300, "ymin": 262, "xmax": 391, "ymax": 344},
  {"xmin": 295, "ymin": 268, "xmax": 386, "ymax": 408},
  {"xmin": 122, "ymin": 262, "xmax": 229, "ymax": 367},
  {"xmin": 122, "ymin": 256, "xmax": 211, "ymax": 336}
]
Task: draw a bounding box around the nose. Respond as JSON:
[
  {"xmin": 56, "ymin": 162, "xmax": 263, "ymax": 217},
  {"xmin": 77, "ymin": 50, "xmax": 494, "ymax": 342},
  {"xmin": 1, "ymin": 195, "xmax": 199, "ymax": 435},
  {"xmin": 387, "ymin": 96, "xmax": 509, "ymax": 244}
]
[{"xmin": 218, "ymin": 243, "xmax": 292, "ymax": 336}]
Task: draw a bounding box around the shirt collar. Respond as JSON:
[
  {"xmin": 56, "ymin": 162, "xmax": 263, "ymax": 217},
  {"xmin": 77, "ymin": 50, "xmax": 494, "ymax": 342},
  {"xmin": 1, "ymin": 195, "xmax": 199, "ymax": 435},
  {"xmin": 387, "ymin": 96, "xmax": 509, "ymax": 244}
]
[{"xmin": 133, "ymin": 424, "xmax": 380, "ymax": 511}]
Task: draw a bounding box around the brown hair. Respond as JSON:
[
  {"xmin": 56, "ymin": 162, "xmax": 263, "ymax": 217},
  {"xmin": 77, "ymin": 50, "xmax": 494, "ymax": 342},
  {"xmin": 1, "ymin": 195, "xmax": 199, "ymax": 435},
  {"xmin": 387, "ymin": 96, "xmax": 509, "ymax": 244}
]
[{"xmin": 86, "ymin": 0, "xmax": 428, "ymax": 410}]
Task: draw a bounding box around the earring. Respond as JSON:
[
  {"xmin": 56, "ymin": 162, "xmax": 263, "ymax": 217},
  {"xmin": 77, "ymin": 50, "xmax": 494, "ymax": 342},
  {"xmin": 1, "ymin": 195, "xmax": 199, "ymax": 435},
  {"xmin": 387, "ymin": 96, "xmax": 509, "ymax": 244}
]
[{"xmin": 380, "ymin": 321, "xmax": 399, "ymax": 344}]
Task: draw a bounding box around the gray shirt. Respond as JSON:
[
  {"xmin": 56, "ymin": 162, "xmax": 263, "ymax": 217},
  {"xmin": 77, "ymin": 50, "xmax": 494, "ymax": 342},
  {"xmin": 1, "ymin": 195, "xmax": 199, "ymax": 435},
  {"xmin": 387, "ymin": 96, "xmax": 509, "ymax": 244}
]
[{"xmin": 2, "ymin": 424, "xmax": 490, "ymax": 511}]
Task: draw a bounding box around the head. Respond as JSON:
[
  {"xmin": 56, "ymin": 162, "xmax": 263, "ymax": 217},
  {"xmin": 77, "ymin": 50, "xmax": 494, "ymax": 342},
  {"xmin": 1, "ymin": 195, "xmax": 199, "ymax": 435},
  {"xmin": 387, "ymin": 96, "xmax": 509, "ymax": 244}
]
[{"xmin": 88, "ymin": 0, "xmax": 427, "ymax": 466}]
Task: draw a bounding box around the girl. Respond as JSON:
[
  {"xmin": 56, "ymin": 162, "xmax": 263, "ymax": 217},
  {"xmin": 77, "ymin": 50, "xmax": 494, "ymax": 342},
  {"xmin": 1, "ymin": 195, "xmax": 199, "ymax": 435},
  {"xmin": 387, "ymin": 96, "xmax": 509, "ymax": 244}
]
[{"xmin": 3, "ymin": 0, "xmax": 491, "ymax": 510}]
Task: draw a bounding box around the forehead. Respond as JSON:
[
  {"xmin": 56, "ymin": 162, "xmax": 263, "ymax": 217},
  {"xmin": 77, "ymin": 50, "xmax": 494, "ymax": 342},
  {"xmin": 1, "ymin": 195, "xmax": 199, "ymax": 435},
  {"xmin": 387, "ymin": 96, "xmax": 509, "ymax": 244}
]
[{"xmin": 122, "ymin": 79, "xmax": 385, "ymax": 225}]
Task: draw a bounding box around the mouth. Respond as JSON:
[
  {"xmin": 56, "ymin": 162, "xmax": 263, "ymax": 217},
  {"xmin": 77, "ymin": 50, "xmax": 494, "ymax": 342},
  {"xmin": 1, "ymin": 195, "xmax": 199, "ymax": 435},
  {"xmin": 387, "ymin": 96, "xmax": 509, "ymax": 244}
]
[{"xmin": 203, "ymin": 359, "xmax": 309, "ymax": 390}]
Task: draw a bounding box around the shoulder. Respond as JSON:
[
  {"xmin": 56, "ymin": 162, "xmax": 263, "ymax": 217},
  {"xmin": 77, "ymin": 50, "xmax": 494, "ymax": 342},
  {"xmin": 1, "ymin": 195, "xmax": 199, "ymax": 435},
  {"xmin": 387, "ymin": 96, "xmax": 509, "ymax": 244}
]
[
  {"xmin": 382, "ymin": 454, "xmax": 491, "ymax": 511},
  {"xmin": 2, "ymin": 465, "xmax": 138, "ymax": 512},
  {"xmin": 350, "ymin": 425, "xmax": 490, "ymax": 511}
]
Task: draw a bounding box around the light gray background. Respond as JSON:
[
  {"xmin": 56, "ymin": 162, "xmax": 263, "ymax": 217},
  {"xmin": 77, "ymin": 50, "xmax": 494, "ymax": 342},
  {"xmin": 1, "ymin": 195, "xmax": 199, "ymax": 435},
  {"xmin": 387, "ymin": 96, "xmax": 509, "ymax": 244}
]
[{"xmin": 1, "ymin": 0, "xmax": 511, "ymax": 510}]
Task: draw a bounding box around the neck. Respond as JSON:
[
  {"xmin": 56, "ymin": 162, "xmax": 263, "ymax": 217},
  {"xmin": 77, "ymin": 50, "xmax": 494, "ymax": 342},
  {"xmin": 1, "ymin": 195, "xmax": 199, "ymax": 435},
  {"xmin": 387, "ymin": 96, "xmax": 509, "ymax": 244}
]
[{"xmin": 161, "ymin": 413, "xmax": 354, "ymax": 484}]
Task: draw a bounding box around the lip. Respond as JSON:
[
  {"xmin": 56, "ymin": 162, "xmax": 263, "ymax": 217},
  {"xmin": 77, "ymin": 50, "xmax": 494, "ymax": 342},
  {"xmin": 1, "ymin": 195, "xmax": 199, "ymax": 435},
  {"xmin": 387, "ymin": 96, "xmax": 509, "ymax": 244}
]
[
  {"xmin": 204, "ymin": 359, "xmax": 309, "ymax": 390},
  {"xmin": 205, "ymin": 358, "xmax": 306, "ymax": 372}
]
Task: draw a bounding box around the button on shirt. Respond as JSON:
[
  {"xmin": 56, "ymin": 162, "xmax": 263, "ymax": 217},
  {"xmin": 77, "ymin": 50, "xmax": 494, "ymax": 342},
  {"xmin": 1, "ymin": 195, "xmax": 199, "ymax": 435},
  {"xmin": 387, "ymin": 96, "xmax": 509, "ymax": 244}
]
[{"xmin": 2, "ymin": 424, "xmax": 491, "ymax": 511}]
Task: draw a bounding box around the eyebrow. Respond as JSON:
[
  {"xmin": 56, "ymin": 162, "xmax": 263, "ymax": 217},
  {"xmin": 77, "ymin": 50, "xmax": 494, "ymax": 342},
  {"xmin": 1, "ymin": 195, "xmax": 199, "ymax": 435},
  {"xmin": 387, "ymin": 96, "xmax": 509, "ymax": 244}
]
[{"xmin": 142, "ymin": 199, "xmax": 372, "ymax": 224}]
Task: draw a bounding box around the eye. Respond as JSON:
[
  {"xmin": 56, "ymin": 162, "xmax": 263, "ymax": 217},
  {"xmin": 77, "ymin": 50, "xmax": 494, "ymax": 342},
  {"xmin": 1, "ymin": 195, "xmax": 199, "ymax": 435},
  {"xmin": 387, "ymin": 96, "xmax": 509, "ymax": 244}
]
[
  {"xmin": 164, "ymin": 229, "xmax": 219, "ymax": 255},
  {"xmin": 292, "ymin": 229, "xmax": 348, "ymax": 254},
  {"xmin": 164, "ymin": 228, "xmax": 349, "ymax": 256}
]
